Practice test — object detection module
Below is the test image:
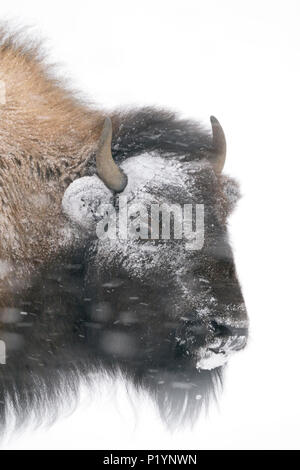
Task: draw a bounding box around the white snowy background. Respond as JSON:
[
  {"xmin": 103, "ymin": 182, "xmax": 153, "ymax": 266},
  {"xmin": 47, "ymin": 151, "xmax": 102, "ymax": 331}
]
[{"xmin": 0, "ymin": 0, "xmax": 299, "ymax": 450}]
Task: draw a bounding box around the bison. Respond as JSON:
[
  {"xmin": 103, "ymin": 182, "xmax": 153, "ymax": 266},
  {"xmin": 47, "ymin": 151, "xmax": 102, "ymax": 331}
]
[{"xmin": 0, "ymin": 29, "xmax": 248, "ymax": 432}]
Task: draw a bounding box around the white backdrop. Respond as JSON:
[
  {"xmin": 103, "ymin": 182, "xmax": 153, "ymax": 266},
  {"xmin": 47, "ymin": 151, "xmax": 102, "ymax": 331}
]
[{"xmin": 0, "ymin": 0, "xmax": 299, "ymax": 450}]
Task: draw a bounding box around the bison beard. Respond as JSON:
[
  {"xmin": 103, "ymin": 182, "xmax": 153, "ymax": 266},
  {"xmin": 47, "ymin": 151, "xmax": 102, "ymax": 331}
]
[{"xmin": 0, "ymin": 28, "xmax": 248, "ymax": 434}]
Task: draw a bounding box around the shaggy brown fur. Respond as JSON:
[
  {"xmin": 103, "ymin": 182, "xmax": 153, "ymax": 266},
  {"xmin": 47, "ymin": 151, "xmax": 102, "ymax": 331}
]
[
  {"xmin": 0, "ymin": 28, "xmax": 219, "ymax": 307},
  {"xmin": 0, "ymin": 29, "xmax": 106, "ymax": 302}
]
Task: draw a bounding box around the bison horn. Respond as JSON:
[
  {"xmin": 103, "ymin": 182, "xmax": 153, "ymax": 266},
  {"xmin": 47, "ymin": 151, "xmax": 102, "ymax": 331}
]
[
  {"xmin": 210, "ymin": 116, "xmax": 226, "ymax": 173},
  {"xmin": 96, "ymin": 117, "xmax": 128, "ymax": 192}
]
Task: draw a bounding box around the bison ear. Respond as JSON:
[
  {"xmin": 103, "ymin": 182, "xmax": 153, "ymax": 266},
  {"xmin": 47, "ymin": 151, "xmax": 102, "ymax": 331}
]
[
  {"xmin": 209, "ymin": 116, "xmax": 226, "ymax": 174},
  {"xmin": 96, "ymin": 117, "xmax": 128, "ymax": 192}
]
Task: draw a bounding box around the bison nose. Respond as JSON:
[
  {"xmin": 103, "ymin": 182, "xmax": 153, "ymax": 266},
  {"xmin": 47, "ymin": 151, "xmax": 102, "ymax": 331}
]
[{"xmin": 195, "ymin": 320, "xmax": 248, "ymax": 371}]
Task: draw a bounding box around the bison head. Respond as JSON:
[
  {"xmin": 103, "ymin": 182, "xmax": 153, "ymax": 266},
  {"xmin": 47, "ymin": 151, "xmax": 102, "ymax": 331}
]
[{"xmin": 63, "ymin": 115, "xmax": 248, "ymax": 370}]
